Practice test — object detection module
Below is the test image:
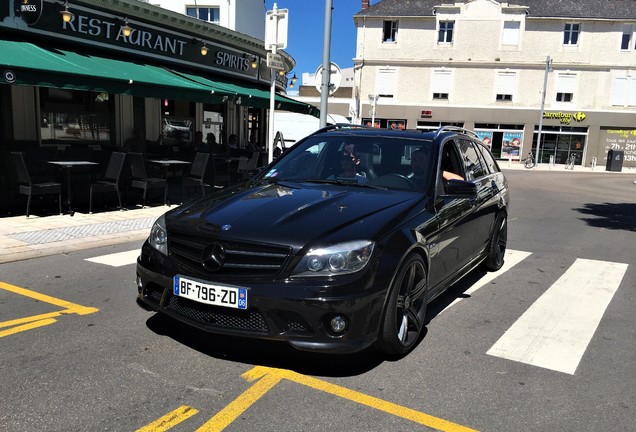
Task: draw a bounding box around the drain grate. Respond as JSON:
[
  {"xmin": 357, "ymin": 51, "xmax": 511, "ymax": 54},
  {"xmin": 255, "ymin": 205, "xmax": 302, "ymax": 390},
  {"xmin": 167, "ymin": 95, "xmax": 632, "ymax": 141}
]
[{"xmin": 9, "ymin": 218, "xmax": 155, "ymax": 245}]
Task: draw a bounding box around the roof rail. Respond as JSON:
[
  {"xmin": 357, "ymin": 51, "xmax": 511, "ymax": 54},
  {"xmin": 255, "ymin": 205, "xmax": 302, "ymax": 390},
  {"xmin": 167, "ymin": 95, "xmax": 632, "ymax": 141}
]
[
  {"xmin": 434, "ymin": 126, "xmax": 479, "ymax": 139},
  {"xmin": 312, "ymin": 123, "xmax": 372, "ymax": 135}
]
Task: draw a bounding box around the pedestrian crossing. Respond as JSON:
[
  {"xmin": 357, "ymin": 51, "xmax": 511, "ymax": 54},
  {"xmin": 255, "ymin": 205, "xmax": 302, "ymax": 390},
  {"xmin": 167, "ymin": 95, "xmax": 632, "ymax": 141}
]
[{"xmin": 86, "ymin": 248, "xmax": 629, "ymax": 375}]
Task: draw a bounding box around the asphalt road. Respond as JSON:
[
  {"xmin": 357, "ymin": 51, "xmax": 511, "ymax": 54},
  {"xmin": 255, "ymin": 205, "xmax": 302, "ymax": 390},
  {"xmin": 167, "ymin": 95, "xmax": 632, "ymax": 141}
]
[{"xmin": 1, "ymin": 170, "xmax": 634, "ymax": 432}]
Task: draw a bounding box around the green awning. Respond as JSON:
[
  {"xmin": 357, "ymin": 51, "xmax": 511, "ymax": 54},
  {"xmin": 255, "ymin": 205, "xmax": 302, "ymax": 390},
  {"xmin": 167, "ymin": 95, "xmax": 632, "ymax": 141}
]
[
  {"xmin": 0, "ymin": 39, "xmax": 319, "ymax": 116},
  {"xmin": 169, "ymin": 69, "xmax": 320, "ymax": 116},
  {"xmin": 0, "ymin": 39, "xmax": 231, "ymax": 103}
]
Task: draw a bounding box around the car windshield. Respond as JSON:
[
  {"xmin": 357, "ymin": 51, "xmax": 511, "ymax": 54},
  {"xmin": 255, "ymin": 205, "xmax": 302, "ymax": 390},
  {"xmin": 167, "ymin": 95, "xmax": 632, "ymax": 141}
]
[{"xmin": 259, "ymin": 133, "xmax": 436, "ymax": 192}]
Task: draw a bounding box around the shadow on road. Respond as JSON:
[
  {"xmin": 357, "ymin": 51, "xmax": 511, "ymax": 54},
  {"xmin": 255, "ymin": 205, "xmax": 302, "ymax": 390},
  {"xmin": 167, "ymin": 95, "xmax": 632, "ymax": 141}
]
[{"xmin": 575, "ymin": 202, "xmax": 636, "ymax": 232}]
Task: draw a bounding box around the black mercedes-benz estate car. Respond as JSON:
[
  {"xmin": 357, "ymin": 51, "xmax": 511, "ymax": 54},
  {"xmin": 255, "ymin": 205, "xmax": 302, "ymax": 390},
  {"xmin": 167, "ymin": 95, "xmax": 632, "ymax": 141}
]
[{"xmin": 136, "ymin": 125, "xmax": 509, "ymax": 356}]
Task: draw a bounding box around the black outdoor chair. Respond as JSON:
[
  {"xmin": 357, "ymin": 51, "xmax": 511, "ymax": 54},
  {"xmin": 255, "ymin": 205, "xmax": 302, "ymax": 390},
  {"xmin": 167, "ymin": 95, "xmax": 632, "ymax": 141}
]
[
  {"xmin": 89, "ymin": 151, "xmax": 126, "ymax": 214},
  {"xmin": 128, "ymin": 152, "xmax": 167, "ymax": 207},
  {"xmin": 10, "ymin": 151, "xmax": 62, "ymax": 217},
  {"xmin": 182, "ymin": 152, "xmax": 211, "ymax": 200}
]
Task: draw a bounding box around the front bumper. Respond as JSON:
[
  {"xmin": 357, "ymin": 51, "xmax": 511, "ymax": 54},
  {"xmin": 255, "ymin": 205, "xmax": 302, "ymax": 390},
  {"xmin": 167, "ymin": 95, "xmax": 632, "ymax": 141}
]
[{"xmin": 135, "ymin": 242, "xmax": 387, "ymax": 354}]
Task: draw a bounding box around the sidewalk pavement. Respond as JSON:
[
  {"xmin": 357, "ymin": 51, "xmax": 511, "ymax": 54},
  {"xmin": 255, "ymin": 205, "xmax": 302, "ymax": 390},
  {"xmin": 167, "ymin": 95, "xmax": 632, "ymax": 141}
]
[{"xmin": 0, "ymin": 162, "xmax": 634, "ymax": 265}]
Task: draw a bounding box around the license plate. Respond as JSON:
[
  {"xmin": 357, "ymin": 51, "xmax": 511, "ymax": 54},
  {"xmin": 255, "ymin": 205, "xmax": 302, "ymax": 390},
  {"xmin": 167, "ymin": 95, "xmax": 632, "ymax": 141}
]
[{"xmin": 173, "ymin": 275, "xmax": 248, "ymax": 309}]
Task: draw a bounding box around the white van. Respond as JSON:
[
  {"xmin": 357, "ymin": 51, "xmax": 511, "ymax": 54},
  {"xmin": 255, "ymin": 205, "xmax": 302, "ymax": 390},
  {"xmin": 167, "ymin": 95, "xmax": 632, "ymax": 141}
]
[{"xmin": 273, "ymin": 111, "xmax": 350, "ymax": 148}]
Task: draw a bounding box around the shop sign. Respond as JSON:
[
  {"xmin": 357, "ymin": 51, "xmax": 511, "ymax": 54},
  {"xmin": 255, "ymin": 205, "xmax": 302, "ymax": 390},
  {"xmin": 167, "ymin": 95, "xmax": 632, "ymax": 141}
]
[
  {"xmin": 542, "ymin": 110, "xmax": 587, "ymax": 125},
  {"xmin": 420, "ymin": 110, "xmax": 433, "ymax": 118},
  {"xmin": 14, "ymin": 0, "xmax": 43, "ymax": 25}
]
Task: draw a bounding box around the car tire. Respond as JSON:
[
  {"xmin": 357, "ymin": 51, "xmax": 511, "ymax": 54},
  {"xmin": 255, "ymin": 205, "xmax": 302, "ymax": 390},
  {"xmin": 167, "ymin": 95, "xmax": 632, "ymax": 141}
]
[
  {"xmin": 377, "ymin": 254, "xmax": 428, "ymax": 357},
  {"xmin": 483, "ymin": 212, "xmax": 507, "ymax": 271}
]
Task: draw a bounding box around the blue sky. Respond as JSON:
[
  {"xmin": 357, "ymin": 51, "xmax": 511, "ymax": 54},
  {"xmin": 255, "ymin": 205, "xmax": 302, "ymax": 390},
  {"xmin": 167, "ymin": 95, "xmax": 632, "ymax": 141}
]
[{"xmin": 264, "ymin": 1, "xmax": 360, "ymax": 80}]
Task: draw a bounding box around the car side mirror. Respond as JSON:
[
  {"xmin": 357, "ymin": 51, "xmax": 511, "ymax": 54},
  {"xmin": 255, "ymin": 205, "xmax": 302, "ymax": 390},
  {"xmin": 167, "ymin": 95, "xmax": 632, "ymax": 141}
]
[{"xmin": 442, "ymin": 179, "xmax": 477, "ymax": 198}]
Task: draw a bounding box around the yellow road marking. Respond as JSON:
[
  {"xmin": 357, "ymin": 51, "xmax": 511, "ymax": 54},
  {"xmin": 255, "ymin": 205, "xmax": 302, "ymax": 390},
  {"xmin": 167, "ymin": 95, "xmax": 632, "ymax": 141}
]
[
  {"xmin": 0, "ymin": 280, "xmax": 99, "ymax": 338},
  {"xmin": 136, "ymin": 405, "xmax": 199, "ymax": 432},
  {"xmin": 195, "ymin": 368, "xmax": 283, "ymax": 432},
  {"xmin": 0, "ymin": 318, "xmax": 57, "ymax": 338},
  {"xmin": 189, "ymin": 366, "xmax": 477, "ymax": 432},
  {"xmin": 0, "ymin": 281, "xmax": 98, "ymax": 315}
]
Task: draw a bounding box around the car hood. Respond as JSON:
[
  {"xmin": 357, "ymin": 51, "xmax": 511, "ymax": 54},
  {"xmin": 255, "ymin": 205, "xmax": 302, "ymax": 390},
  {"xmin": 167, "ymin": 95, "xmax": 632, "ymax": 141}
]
[{"xmin": 166, "ymin": 181, "xmax": 420, "ymax": 247}]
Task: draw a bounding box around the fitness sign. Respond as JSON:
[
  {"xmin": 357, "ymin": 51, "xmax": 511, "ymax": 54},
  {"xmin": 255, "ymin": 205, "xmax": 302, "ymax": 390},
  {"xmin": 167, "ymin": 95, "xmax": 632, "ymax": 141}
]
[{"xmin": 14, "ymin": 0, "xmax": 43, "ymax": 25}]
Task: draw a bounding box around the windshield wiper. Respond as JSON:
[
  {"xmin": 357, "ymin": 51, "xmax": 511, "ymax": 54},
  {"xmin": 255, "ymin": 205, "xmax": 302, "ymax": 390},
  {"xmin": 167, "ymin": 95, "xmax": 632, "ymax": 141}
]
[{"xmin": 303, "ymin": 179, "xmax": 383, "ymax": 189}]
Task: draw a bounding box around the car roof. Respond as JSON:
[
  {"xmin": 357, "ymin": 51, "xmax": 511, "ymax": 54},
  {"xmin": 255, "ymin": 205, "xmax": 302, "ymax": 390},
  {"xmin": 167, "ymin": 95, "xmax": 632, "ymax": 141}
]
[{"xmin": 311, "ymin": 124, "xmax": 481, "ymax": 144}]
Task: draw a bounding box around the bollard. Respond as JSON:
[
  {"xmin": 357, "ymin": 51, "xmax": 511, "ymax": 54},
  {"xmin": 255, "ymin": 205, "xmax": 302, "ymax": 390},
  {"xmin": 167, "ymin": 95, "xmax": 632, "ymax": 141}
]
[
  {"xmin": 591, "ymin": 157, "xmax": 597, "ymax": 171},
  {"xmin": 549, "ymin": 155, "xmax": 554, "ymax": 169}
]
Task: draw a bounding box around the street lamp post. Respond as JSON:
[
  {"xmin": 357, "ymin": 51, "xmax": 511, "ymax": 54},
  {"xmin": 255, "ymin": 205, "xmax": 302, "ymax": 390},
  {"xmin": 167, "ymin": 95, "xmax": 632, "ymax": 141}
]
[
  {"xmin": 319, "ymin": 0, "xmax": 333, "ymax": 129},
  {"xmin": 368, "ymin": 94, "xmax": 379, "ymax": 127},
  {"xmin": 535, "ymin": 55, "xmax": 553, "ymax": 166}
]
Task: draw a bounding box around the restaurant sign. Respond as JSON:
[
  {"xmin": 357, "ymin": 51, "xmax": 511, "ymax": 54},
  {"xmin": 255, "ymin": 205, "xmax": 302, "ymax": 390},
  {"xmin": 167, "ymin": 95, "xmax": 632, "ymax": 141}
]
[
  {"xmin": 11, "ymin": 1, "xmax": 261, "ymax": 81},
  {"xmin": 542, "ymin": 110, "xmax": 587, "ymax": 125}
]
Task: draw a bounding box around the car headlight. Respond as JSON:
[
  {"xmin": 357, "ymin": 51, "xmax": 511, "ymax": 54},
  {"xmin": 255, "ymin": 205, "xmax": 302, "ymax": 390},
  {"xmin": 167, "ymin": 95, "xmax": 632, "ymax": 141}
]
[
  {"xmin": 291, "ymin": 240, "xmax": 375, "ymax": 277},
  {"xmin": 148, "ymin": 215, "xmax": 168, "ymax": 255}
]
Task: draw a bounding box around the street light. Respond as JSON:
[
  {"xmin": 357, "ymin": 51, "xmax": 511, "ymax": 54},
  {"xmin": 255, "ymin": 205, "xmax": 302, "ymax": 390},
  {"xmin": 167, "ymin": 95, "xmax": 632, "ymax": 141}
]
[
  {"xmin": 535, "ymin": 55, "xmax": 553, "ymax": 166},
  {"xmin": 368, "ymin": 94, "xmax": 379, "ymax": 127}
]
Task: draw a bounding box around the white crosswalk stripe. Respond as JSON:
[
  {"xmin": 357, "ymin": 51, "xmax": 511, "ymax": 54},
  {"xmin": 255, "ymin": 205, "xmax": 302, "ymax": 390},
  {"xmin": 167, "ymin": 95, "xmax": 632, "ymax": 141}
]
[
  {"xmin": 85, "ymin": 250, "xmax": 140, "ymax": 267},
  {"xmin": 487, "ymin": 258, "xmax": 628, "ymax": 375}
]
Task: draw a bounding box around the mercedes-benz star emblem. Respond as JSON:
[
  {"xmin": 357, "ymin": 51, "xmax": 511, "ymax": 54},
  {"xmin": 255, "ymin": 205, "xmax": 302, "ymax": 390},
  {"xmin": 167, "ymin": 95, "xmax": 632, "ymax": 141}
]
[{"xmin": 202, "ymin": 242, "xmax": 225, "ymax": 272}]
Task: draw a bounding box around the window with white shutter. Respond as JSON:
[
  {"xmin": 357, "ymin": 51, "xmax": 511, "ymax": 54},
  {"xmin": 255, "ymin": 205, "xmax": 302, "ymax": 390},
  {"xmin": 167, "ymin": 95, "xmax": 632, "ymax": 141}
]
[
  {"xmin": 495, "ymin": 71, "xmax": 516, "ymax": 101},
  {"xmin": 502, "ymin": 21, "xmax": 520, "ymax": 46},
  {"xmin": 431, "ymin": 69, "xmax": 452, "ymax": 100},
  {"xmin": 555, "ymin": 73, "xmax": 576, "ymax": 103},
  {"xmin": 377, "ymin": 68, "xmax": 396, "ymax": 98}
]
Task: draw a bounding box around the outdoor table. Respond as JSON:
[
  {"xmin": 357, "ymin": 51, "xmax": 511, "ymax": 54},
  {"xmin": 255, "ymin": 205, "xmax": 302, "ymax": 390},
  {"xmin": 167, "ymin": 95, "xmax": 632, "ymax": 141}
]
[
  {"xmin": 48, "ymin": 160, "xmax": 99, "ymax": 216},
  {"xmin": 148, "ymin": 159, "xmax": 191, "ymax": 204}
]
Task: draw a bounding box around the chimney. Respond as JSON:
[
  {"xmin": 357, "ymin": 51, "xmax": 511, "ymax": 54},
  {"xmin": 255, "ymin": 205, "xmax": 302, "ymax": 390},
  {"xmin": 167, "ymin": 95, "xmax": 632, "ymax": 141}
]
[{"xmin": 362, "ymin": 0, "xmax": 369, "ymax": 9}]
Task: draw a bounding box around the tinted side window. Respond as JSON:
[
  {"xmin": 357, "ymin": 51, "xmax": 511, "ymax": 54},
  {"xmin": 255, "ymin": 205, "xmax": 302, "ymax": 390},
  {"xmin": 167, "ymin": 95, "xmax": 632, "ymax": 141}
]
[
  {"xmin": 476, "ymin": 142, "xmax": 500, "ymax": 174},
  {"xmin": 458, "ymin": 139, "xmax": 486, "ymax": 180}
]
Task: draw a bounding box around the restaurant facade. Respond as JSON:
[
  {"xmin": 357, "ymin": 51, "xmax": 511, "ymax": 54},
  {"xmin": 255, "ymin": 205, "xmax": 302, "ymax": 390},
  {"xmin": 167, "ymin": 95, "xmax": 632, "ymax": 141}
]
[{"xmin": 0, "ymin": 0, "xmax": 316, "ymax": 215}]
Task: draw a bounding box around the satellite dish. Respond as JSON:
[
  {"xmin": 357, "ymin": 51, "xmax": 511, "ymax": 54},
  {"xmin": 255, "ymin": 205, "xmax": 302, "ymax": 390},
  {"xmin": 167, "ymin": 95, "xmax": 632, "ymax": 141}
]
[{"xmin": 314, "ymin": 62, "xmax": 342, "ymax": 96}]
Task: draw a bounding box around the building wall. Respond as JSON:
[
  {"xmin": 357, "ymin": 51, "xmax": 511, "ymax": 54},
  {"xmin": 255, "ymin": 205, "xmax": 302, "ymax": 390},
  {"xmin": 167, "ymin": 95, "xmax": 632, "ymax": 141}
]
[
  {"xmin": 150, "ymin": 0, "xmax": 265, "ymax": 40},
  {"xmin": 353, "ymin": 0, "xmax": 636, "ymax": 167}
]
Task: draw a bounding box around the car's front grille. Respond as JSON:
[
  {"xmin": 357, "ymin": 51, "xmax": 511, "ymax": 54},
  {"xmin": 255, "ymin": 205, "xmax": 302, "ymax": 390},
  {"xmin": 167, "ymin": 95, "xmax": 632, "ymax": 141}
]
[
  {"xmin": 166, "ymin": 296, "xmax": 269, "ymax": 332},
  {"xmin": 168, "ymin": 233, "xmax": 292, "ymax": 278}
]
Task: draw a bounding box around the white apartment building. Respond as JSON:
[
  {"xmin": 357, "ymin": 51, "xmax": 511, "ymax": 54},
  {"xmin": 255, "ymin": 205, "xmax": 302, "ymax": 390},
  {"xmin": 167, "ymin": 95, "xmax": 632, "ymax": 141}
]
[
  {"xmin": 352, "ymin": 0, "xmax": 636, "ymax": 168},
  {"xmin": 145, "ymin": 0, "xmax": 265, "ymax": 40}
]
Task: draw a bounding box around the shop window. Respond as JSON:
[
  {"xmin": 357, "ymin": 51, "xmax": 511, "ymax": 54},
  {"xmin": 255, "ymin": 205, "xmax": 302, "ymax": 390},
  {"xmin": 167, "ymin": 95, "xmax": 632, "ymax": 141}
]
[
  {"xmin": 39, "ymin": 88, "xmax": 114, "ymax": 145},
  {"xmin": 438, "ymin": 21, "xmax": 454, "ymax": 44},
  {"xmin": 186, "ymin": 7, "xmax": 220, "ymax": 24},
  {"xmin": 563, "ymin": 23, "xmax": 580, "ymax": 45},
  {"xmin": 383, "ymin": 21, "xmax": 398, "ymax": 43}
]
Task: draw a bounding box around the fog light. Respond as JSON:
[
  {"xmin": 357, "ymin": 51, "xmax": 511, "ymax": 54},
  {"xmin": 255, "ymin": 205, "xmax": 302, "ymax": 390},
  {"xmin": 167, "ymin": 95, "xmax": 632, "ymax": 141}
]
[{"xmin": 329, "ymin": 315, "xmax": 347, "ymax": 334}]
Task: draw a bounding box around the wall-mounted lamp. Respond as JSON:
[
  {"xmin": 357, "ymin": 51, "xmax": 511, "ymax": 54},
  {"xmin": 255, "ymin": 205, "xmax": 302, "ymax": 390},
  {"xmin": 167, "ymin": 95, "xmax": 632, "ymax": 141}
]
[
  {"xmin": 289, "ymin": 73, "xmax": 298, "ymax": 88},
  {"xmin": 242, "ymin": 53, "xmax": 258, "ymax": 69},
  {"xmin": 120, "ymin": 18, "xmax": 132, "ymax": 37},
  {"xmin": 193, "ymin": 38, "xmax": 208, "ymax": 56},
  {"xmin": 60, "ymin": 1, "xmax": 74, "ymax": 23}
]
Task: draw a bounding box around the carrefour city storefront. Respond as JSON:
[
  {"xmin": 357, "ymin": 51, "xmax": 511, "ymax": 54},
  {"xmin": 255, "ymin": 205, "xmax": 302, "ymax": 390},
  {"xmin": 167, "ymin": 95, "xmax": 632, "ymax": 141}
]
[
  {"xmin": 0, "ymin": 0, "xmax": 315, "ymax": 215},
  {"xmin": 369, "ymin": 104, "xmax": 636, "ymax": 169}
]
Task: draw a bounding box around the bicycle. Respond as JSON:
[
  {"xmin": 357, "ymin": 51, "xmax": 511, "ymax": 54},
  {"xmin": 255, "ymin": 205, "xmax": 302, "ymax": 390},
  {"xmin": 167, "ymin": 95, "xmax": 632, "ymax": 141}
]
[
  {"xmin": 565, "ymin": 153, "xmax": 577, "ymax": 170},
  {"xmin": 522, "ymin": 152, "xmax": 536, "ymax": 169}
]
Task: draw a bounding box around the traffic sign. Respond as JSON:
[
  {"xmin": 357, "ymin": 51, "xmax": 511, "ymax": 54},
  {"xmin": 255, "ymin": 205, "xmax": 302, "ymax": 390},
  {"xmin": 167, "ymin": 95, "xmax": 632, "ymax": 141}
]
[
  {"xmin": 265, "ymin": 8, "xmax": 288, "ymax": 50},
  {"xmin": 314, "ymin": 62, "xmax": 342, "ymax": 95}
]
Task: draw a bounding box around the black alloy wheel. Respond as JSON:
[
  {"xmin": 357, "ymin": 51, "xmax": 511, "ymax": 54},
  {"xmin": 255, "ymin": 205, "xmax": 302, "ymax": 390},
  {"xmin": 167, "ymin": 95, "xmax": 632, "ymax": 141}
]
[
  {"xmin": 378, "ymin": 254, "xmax": 428, "ymax": 356},
  {"xmin": 483, "ymin": 213, "xmax": 507, "ymax": 271}
]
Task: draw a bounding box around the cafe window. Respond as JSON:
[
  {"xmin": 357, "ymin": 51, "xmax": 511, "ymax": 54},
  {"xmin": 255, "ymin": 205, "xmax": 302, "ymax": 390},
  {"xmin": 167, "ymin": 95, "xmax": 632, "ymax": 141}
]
[{"xmin": 39, "ymin": 88, "xmax": 114, "ymax": 145}]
